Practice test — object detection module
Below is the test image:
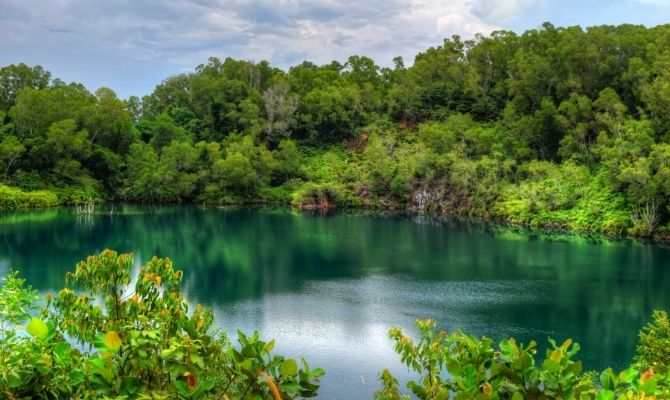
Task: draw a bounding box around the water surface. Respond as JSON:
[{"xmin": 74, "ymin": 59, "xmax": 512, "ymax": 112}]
[{"xmin": 1, "ymin": 206, "xmax": 669, "ymax": 399}]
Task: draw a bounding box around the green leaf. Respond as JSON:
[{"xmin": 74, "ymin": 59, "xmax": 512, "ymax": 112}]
[
  {"xmin": 595, "ymin": 390, "xmax": 615, "ymax": 400},
  {"xmin": 499, "ymin": 339, "xmax": 519, "ymax": 359},
  {"xmin": 542, "ymin": 359, "xmax": 560, "ymax": 373},
  {"xmin": 262, "ymin": 339, "xmax": 275, "ymax": 355},
  {"xmin": 600, "ymin": 368, "xmax": 617, "ymax": 390},
  {"xmin": 281, "ymin": 358, "xmax": 298, "ymax": 376},
  {"xmin": 26, "ymin": 317, "xmax": 48, "ymax": 339},
  {"xmin": 515, "ymin": 352, "xmax": 533, "ymax": 370},
  {"xmin": 94, "ymin": 366, "xmax": 113, "ymax": 383},
  {"xmin": 239, "ymin": 358, "xmax": 253, "ymax": 371},
  {"xmin": 46, "ymin": 320, "xmax": 56, "ymax": 338},
  {"xmin": 173, "ymin": 380, "xmax": 190, "ymax": 396},
  {"xmin": 120, "ymin": 376, "xmax": 143, "ymax": 394},
  {"xmin": 447, "ymin": 359, "xmax": 461, "ymax": 375},
  {"xmin": 408, "ymin": 381, "xmax": 427, "ymax": 398},
  {"xmin": 53, "ymin": 342, "xmax": 71, "ymax": 358},
  {"xmin": 68, "ymin": 370, "xmax": 86, "ymax": 385},
  {"xmin": 618, "ymin": 368, "xmax": 638, "ymax": 384},
  {"xmin": 279, "ymin": 382, "xmax": 301, "ymax": 394},
  {"xmin": 190, "ymin": 353, "xmax": 204, "ymax": 368}
]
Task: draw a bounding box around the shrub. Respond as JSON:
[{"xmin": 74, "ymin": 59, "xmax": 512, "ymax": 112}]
[
  {"xmin": 0, "ymin": 250, "xmax": 323, "ymax": 399},
  {"xmin": 258, "ymin": 179, "xmax": 303, "ymax": 204},
  {"xmin": 376, "ymin": 318, "xmax": 670, "ymax": 400},
  {"xmin": 54, "ymin": 184, "xmax": 104, "ymax": 205},
  {"xmin": 0, "ymin": 184, "xmax": 59, "ymax": 210},
  {"xmin": 635, "ymin": 310, "xmax": 670, "ymax": 371},
  {"xmin": 291, "ymin": 182, "xmax": 342, "ymax": 209}
]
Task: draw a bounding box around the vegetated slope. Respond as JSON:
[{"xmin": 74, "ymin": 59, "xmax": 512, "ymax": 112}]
[{"xmin": 1, "ymin": 22, "xmax": 669, "ymax": 238}]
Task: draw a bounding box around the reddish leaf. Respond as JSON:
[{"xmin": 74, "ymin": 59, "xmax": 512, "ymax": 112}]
[
  {"xmin": 482, "ymin": 382, "xmax": 493, "ymax": 395},
  {"xmin": 187, "ymin": 373, "xmax": 197, "ymax": 389}
]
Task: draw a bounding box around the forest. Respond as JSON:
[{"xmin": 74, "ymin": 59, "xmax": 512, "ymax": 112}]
[{"xmin": 1, "ymin": 22, "xmax": 670, "ymax": 238}]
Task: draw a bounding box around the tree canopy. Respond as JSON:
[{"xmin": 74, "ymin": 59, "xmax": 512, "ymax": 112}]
[{"xmin": 1, "ymin": 22, "xmax": 670, "ymax": 237}]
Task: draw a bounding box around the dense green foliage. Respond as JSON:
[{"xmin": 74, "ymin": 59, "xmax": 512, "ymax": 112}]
[
  {"xmin": 0, "ymin": 250, "xmax": 323, "ymax": 399},
  {"xmin": 375, "ymin": 316, "xmax": 670, "ymax": 400},
  {"xmin": 635, "ymin": 310, "xmax": 670, "ymax": 371},
  {"xmin": 0, "ymin": 184, "xmax": 58, "ymax": 210},
  {"xmin": 1, "ymin": 22, "xmax": 670, "ymax": 237}
]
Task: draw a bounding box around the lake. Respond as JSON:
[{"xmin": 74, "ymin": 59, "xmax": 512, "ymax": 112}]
[{"xmin": 1, "ymin": 205, "xmax": 669, "ymax": 399}]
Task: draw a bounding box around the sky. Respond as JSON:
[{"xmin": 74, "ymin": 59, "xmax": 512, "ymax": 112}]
[{"xmin": 1, "ymin": 0, "xmax": 669, "ymax": 99}]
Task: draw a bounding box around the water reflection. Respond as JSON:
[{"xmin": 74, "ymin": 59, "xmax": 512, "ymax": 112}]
[{"xmin": 1, "ymin": 206, "xmax": 669, "ymax": 399}]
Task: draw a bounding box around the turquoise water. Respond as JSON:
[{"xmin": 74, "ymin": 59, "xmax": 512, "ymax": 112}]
[{"xmin": 1, "ymin": 206, "xmax": 669, "ymax": 399}]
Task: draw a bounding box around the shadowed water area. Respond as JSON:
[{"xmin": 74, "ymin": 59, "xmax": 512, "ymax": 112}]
[{"xmin": 1, "ymin": 206, "xmax": 669, "ymax": 399}]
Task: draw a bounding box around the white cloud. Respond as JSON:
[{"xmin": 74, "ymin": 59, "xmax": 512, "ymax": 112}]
[
  {"xmin": 12, "ymin": 0, "xmax": 665, "ymax": 98},
  {"xmin": 397, "ymin": 0, "xmax": 498, "ymax": 36},
  {"xmin": 469, "ymin": 0, "xmax": 541, "ymax": 23},
  {"xmin": 437, "ymin": 13, "xmax": 496, "ymax": 37},
  {"xmin": 0, "ymin": 0, "xmax": 499, "ymax": 69}
]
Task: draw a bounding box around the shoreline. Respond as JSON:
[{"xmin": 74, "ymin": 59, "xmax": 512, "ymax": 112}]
[{"xmin": 3, "ymin": 198, "xmax": 668, "ymax": 245}]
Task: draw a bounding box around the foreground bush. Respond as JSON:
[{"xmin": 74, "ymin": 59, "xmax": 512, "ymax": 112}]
[
  {"xmin": 376, "ymin": 318, "xmax": 670, "ymax": 400},
  {"xmin": 635, "ymin": 310, "xmax": 670, "ymax": 372},
  {"xmin": 0, "ymin": 249, "xmax": 323, "ymax": 399}
]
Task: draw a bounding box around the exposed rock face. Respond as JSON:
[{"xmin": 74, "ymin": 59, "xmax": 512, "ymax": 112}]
[
  {"xmin": 413, "ymin": 189, "xmax": 428, "ymax": 210},
  {"xmin": 411, "ymin": 186, "xmax": 446, "ymax": 212},
  {"xmin": 298, "ymin": 194, "xmax": 335, "ymax": 210}
]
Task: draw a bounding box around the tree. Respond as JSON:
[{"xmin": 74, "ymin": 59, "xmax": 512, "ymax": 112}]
[
  {"xmin": 123, "ymin": 143, "xmax": 161, "ymax": 202},
  {"xmin": 189, "ymin": 58, "xmax": 265, "ymax": 140},
  {"xmin": 300, "ymin": 84, "xmax": 367, "ymax": 143},
  {"xmin": 593, "ymin": 87, "xmax": 628, "ymax": 137},
  {"xmin": 342, "ymin": 55, "xmax": 380, "ymax": 88},
  {"xmin": 124, "ymin": 95, "xmax": 143, "ymax": 122},
  {"xmin": 273, "ymin": 139, "xmax": 303, "ymax": 183},
  {"xmin": 0, "ymin": 135, "xmax": 25, "ymax": 181},
  {"xmin": 154, "ymin": 141, "xmax": 199, "ymax": 201},
  {"xmin": 404, "ymin": 36, "xmax": 475, "ymax": 116},
  {"xmin": 211, "ymin": 152, "xmax": 258, "ymax": 195},
  {"xmin": 288, "ymin": 61, "xmax": 341, "ymax": 96},
  {"xmin": 0, "ymin": 63, "xmax": 51, "ymax": 111},
  {"xmin": 81, "ymin": 87, "xmax": 137, "ymax": 154},
  {"xmin": 557, "ymin": 93, "xmax": 595, "ymax": 163},
  {"xmin": 9, "ymin": 84, "xmax": 95, "ymax": 140},
  {"xmin": 148, "ymin": 113, "xmax": 191, "ymax": 152},
  {"xmin": 42, "ymin": 119, "xmax": 92, "ymax": 184},
  {"xmin": 142, "ymin": 73, "xmax": 192, "ymax": 118},
  {"xmin": 263, "ymin": 82, "xmax": 299, "ymax": 144},
  {"xmin": 192, "ymin": 140, "xmax": 222, "ymax": 194},
  {"xmin": 224, "ymin": 134, "xmax": 275, "ymax": 187},
  {"xmin": 641, "ymin": 53, "xmax": 670, "ymax": 138}
]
